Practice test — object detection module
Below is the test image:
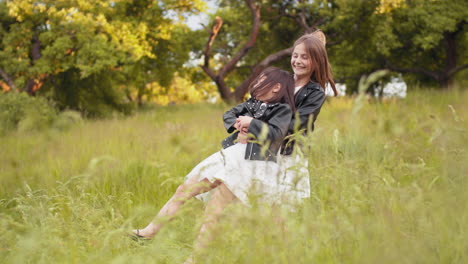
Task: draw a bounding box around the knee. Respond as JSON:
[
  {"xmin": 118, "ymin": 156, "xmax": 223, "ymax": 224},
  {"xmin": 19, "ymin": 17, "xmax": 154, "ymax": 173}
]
[
  {"xmin": 175, "ymin": 183, "xmax": 189, "ymax": 197},
  {"xmin": 211, "ymin": 183, "xmax": 236, "ymax": 204},
  {"xmin": 218, "ymin": 183, "xmax": 236, "ymax": 201}
]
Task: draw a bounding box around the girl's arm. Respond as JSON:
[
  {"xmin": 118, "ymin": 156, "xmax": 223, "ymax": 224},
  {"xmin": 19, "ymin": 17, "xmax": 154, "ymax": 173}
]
[
  {"xmin": 245, "ymin": 104, "xmax": 292, "ymax": 145},
  {"xmin": 223, "ymin": 103, "xmax": 246, "ymax": 133}
]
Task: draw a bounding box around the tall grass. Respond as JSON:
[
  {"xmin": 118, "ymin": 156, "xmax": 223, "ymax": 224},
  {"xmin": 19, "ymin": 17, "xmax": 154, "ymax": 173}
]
[{"xmin": 0, "ymin": 90, "xmax": 466, "ymax": 263}]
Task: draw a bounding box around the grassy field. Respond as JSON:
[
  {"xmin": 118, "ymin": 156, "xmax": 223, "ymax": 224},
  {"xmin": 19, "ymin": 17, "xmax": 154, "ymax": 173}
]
[{"xmin": 0, "ymin": 89, "xmax": 467, "ymax": 263}]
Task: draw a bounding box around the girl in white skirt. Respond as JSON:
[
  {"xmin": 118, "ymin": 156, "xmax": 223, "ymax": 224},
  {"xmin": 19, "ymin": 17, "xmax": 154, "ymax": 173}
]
[
  {"xmin": 132, "ymin": 67, "xmax": 298, "ymax": 246},
  {"xmin": 230, "ymin": 31, "xmax": 337, "ymax": 212}
]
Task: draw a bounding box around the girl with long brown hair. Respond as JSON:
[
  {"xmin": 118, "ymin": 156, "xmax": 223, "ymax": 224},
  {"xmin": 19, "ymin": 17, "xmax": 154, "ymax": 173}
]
[
  {"xmin": 131, "ymin": 67, "xmax": 298, "ymax": 252},
  {"xmin": 238, "ymin": 30, "xmax": 337, "ymax": 206}
]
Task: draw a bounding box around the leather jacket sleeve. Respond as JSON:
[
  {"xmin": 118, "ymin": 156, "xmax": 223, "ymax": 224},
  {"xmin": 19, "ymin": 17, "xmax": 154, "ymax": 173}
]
[
  {"xmin": 248, "ymin": 104, "xmax": 292, "ymax": 145},
  {"xmin": 223, "ymin": 103, "xmax": 246, "ymax": 133},
  {"xmin": 289, "ymin": 88, "xmax": 326, "ymax": 134}
]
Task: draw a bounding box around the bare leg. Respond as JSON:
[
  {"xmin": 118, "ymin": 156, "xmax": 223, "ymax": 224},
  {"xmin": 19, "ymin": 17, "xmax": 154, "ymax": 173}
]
[
  {"xmin": 183, "ymin": 183, "xmax": 237, "ymax": 264},
  {"xmin": 271, "ymin": 205, "xmax": 288, "ymax": 239},
  {"xmin": 193, "ymin": 182, "xmax": 238, "ymax": 251},
  {"xmin": 136, "ymin": 176, "xmax": 221, "ymax": 238}
]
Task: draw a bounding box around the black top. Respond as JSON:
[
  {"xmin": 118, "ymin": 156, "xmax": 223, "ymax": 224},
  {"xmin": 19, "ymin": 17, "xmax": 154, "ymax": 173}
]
[
  {"xmin": 280, "ymin": 81, "xmax": 326, "ymax": 155},
  {"xmin": 222, "ymin": 98, "xmax": 292, "ymax": 162}
]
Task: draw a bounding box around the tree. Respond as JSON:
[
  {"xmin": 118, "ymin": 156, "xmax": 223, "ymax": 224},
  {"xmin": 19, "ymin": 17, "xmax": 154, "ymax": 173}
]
[
  {"xmin": 200, "ymin": 0, "xmax": 467, "ymax": 101},
  {"xmin": 0, "ymin": 0, "xmax": 204, "ymax": 113},
  {"xmin": 374, "ymin": 0, "xmax": 468, "ymax": 88},
  {"xmin": 199, "ymin": 0, "xmax": 373, "ymax": 101},
  {"xmin": 201, "ymin": 0, "xmax": 260, "ymax": 103}
]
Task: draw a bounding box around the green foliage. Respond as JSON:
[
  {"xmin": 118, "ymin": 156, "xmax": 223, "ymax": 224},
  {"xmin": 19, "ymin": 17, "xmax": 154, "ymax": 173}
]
[
  {"xmin": 51, "ymin": 110, "xmax": 83, "ymax": 131},
  {"xmin": 198, "ymin": 0, "xmax": 467, "ymax": 94},
  {"xmin": 40, "ymin": 68, "xmax": 134, "ymax": 118},
  {"xmin": 331, "ymin": 0, "xmax": 468, "ymax": 89},
  {"xmin": 0, "ymin": 89, "xmax": 466, "ymax": 263},
  {"xmin": 0, "ymin": 0, "xmax": 206, "ymax": 111},
  {"xmin": 0, "ymin": 92, "xmax": 57, "ymax": 134},
  {"xmin": 352, "ymin": 70, "xmax": 389, "ymax": 116},
  {"xmin": 194, "ymin": 0, "xmax": 311, "ymax": 89},
  {"xmin": 144, "ymin": 73, "xmax": 219, "ymax": 106}
]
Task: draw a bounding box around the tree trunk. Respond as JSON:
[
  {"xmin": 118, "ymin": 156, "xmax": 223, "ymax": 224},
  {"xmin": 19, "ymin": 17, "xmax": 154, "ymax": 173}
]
[
  {"xmin": 24, "ymin": 34, "xmax": 43, "ymax": 95},
  {"xmin": 201, "ymin": 0, "xmax": 261, "ymax": 104},
  {"xmin": 215, "ymin": 77, "xmax": 236, "ymax": 103},
  {"xmin": 442, "ymin": 31, "xmax": 456, "ymax": 89},
  {"xmin": 137, "ymin": 93, "xmax": 143, "ymax": 107},
  {"xmin": 441, "ymin": 21, "xmax": 467, "ymax": 89},
  {"xmin": 24, "ymin": 79, "xmax": 36, "ymax": 95}
]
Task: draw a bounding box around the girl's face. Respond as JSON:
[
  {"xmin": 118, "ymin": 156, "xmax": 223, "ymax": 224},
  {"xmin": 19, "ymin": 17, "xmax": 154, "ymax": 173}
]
[{"xmin": 291, "ymin": 42, "xmax": 313, "ymax": 79}]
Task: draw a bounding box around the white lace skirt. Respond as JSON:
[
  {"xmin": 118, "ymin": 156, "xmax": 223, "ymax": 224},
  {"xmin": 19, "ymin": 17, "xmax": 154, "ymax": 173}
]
[{"xmin": 185, "ymin": 143, "xmax": 310, "ymax": 207}]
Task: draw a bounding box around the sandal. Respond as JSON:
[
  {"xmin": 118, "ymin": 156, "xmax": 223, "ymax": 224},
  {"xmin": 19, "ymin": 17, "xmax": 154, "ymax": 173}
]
[{"xmin": 128, "ymin": 229, "xmax": 152, "ymax": 242}]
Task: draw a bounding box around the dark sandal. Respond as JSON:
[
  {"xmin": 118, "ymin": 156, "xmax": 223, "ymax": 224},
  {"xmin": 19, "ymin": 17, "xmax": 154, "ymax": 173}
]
[{"xmin": 128, "ymin": 229, "xmax": 152, "ymax": 242}]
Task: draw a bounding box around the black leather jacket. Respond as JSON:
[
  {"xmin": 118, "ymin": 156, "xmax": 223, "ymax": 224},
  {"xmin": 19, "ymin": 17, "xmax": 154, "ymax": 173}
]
[
  {"xmin": 280, "ymin": 81, "xmax": 326, "ymax": 155},
  {"xmin": 222, "ymin": 98, "xmax": 292, "ymax": 162}
]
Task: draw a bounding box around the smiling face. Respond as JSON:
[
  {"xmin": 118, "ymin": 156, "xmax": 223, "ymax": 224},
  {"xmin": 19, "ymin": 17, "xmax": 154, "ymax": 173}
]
[
  {"xmin": 291, "ymin": 42, "xmax": 313, "ymax": 80},
  {"xmin": 290, "ymin": 33, "xmax": 337, "ymax": 95}
]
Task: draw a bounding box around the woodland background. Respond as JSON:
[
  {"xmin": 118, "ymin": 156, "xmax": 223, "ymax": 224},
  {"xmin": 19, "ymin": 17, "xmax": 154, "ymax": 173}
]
[
  {"xmin": 1, "ymin": 0, "xmax": 467, "ymax": 117},
  {"xmin": 0, "ymin": 1, "xmax": 467, "ymax": 263}
]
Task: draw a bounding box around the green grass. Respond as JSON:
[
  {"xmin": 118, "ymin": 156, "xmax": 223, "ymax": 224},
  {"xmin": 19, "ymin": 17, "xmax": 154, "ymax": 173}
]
[{"xmin": 1, "ymin": 90, "xmax": 467, "ymax": 263}]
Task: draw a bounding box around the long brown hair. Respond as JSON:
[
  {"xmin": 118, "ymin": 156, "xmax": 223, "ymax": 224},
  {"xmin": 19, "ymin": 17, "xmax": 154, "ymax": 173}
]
[
  {"xmin": 294, "ymin": 33, "xmax": 337, "ymax": 96},
  {"xmin": 249, "ymin": 67, "xmax": 296, "ymax": 111}
]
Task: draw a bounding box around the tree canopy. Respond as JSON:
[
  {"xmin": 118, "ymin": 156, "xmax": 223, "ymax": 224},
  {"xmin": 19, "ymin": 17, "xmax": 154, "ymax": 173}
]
[
  {"xmin": 198, "ymin": 0, "xmax": 467, "ymax": 99},
  {"xmin": 0, "ymin": 0, "xmax": 466, "ymax": 110},
  {"xmin": 0, "ymin": 0, "xmax": 205, "ymax": 114}
]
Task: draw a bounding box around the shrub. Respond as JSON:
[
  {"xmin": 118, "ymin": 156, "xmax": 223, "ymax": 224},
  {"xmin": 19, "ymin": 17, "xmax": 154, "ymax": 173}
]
[
  {"xmin": 0, "ymin": 92, "xmax": 58, "ymax": 134},
  {"xmin": 52, "ymin": 110, "xmax": 83, "ymax": 131},
  {"xmin": 40, "ymin": 69, "xmax": 135, "ymax": 118}
]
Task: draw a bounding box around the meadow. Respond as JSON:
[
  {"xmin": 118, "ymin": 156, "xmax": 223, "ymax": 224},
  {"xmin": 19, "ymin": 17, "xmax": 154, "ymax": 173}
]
[{"xmin": 0, "ymin": 89, "xmax": 467, "ymax": 264}]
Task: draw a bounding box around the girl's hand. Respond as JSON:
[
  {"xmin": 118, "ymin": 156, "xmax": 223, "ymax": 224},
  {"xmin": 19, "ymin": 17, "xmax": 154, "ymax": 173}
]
[
  {"xmin": 233, "ymin": 119, "xmax": 241, "ymax": 131},
  {"xmin": 237, "ymin": 116, "xmax": 253, "ymax": 130},
  {"xmin": 234, "ymin": 117, "xmax": 251, "ymax": 144}
]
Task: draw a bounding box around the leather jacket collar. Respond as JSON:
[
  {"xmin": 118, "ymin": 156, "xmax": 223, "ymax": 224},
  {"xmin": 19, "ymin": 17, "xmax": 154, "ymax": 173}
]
[{"xmin": 245, "ymin": 98, "xmax": 280, "ymax": 119}]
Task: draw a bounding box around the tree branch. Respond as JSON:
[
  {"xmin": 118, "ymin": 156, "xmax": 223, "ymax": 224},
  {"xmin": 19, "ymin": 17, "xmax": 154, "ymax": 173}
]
[
  {"xmin": 201, "ymin": 0, "xmax": 261, "ymax": 102},
  {"xmin": 447, "ymin": 64, "xmax": 468, "ymax": 77},
  {"xmin": 334, "ymin": 74, "xmax": 365, "ymax": 83},
  {"xmin": 200, "ymin": 16, "xmax": 232, "ymax": 99},
  {"xmin": 296, "ymin": 10, "xmax": 313, "ymax": 33},
  {"xmin": 234, "ymin": 47, "xmax": 293, "ymax": 99},
  {"xmin": 385, "ymin": 60, "xmax": 439, "ymax": 81},
  {"xmin": 203, "ymin": 16, "xmax": 223, "ymax": 71},
  {"xmin": 311, "ymin": 17, "xmax": 327, "ymax": 30},
  {"xmin": 291, "ymin": 0, "xmax": 325, "ymax": 34},
  {"xmin": 257, "ymin": 47, "xmax": 293, "ymax": 68},
  {"xmin": 0, "ymin": 69, "xmax": 17, "ymax": 92},
  {"xmin": 218, "ymin": 0, "xmax": 260, "ymax": 78}
]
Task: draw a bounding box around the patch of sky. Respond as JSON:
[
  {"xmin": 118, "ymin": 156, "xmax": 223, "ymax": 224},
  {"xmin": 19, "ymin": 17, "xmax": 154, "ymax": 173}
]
[{"xmin": 185, "ymin": 0, "xmax": 217, "ymax": 30}]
